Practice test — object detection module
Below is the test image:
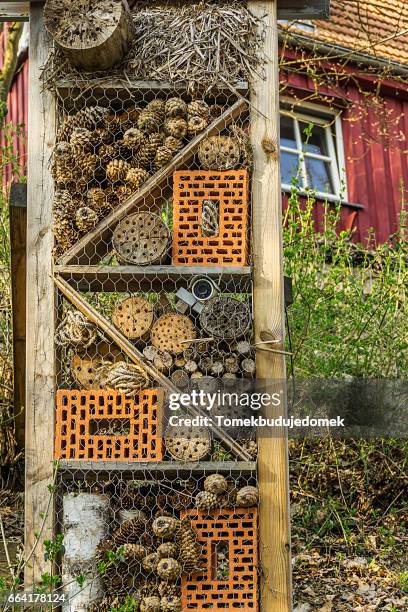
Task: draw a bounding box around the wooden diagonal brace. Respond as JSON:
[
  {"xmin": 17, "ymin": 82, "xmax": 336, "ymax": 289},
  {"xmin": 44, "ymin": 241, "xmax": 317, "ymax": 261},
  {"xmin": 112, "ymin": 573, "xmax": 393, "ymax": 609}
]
[
  {"xmin": 54, "ymin": 274, "xmax": 252, "ymax": 461},
  {"xmin": 57, "ymin": 98, "xmax": 248, "ymax": 265}
]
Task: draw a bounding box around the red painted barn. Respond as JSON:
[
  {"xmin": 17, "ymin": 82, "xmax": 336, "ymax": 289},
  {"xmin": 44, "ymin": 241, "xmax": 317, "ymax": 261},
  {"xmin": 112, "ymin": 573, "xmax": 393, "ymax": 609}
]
[{"xmin": 1, "ymin": 0, "xmax": 407, "ymax": 243}]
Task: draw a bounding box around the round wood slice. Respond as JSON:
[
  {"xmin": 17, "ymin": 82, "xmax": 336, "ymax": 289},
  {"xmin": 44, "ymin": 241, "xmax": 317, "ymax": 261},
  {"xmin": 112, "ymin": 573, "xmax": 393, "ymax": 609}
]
[
  {"xmin": 71, "ymin": 342, "xmax": 122, "ymax": 389},
  {"xmin": 151, "ymin": 313, "xmax": 196, "ymax": 355},
  {"xmin": 113, "ymin": 212, "xmax": 170, "ymax": 265},
  {"xmin": 200, "ymin": 297, "xmax": 251, "ymax": 340},
  {"xmin": 44, "ymin": 0, "xmax": 134, "ymax": 71},
  {"xmin": 112, "ymin": 296, "xmax": 154, "ymax": 340},
  {"xmin": 164, "ymin": 425, "xmax": 211, "ymax": 462}
]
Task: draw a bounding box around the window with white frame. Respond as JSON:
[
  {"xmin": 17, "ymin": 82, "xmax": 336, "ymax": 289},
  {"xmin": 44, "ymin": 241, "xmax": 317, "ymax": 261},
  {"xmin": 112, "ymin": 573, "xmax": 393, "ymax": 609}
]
[{"xmin": 280, "ymin": 106, "xmax": 346, "ymax": 199}]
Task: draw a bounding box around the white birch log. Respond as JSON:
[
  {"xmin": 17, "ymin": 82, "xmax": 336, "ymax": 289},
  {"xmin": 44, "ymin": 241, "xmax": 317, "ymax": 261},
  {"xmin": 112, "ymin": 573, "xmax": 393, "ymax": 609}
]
[{"xmin": 62, "ymin": 493, "xmax": 110, "ymax": 612}]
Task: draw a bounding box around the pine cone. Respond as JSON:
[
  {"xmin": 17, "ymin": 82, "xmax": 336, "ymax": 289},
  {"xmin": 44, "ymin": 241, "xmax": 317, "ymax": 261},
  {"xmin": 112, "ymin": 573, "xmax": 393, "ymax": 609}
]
[
  {"xmin": 82, "ymin": 105, "xmax": 109, "ymax": 128},
  {"xmin": 165, "ymin": 97, "xmax": 187, "ymax": 119},
  {"xmin": 138, "ymin": 581, "xmax": 160, "ymax": 599},
  {"xmin": 111, "ymin": 516, "xmax": 145, "ymax": 546},
  {"xmin": 138, "ymin": 109, "xmax": 163, "ymax": 134},
  {"xmin": 52, "ymin": 162, "xmax": 74, "ymax": 188},
  {"xmin": 115, "ymin": 185, "xmax": 133, "ymax": 202},
  {"xmin": 156, "ymin": 558, "xmax": 181, "ymax": 582},
  {"xmin": 53, "ymin": 217, "xmax": 78, "ymax": 254},
  {"xmin": 152, "ymin": 516, "xmax": 179, "ymax": 539},
  {"xmin": 123, "ymin": 127, "xmax": 144, "ymax": 150},
  {"xmin": 195, "ymin": 491, "xmax": 218, "ymax": 511},
  {"xmin": 75, "ymin": 207, "xmax": 98, "ymax": 233},
  {"xmin": 98, "ymin": 143, "xmax": 118, "ymax": 164},
  {"xmin": 121, "ymin": 542, "xmax": 147, "ymax": 563},
  {"xmin": 217, "ymin": 481, "xmax": 238, "ymax": 509},
  {"xmin": 130, "ymin": 147, "xmax": 151, "ymax": 170},
  {"xmin": 158, "ymin": 582, "xmax": 180, "ymax": 598},
  {"xmin": 93, "ymin": 127, "xmax": 114, "ymax": 146},
  {"xmin": 157, "ymin": 542, "xmax": 178, "ymax": 559},
  {"xmin": 104, "ymin": 187, "xmax": 120, "ymax": 209},
  {"xmin": 160, "ymin": 595, "xmax": 182, "ymax": 612},
  {"xmin": 70, "ymin": 127, "xmax": 94, "ymax": 154},
  {"xmin": 76, "ymin": 153, "xmax": 98, "ymax": 182},
  {"xmin": 241, "ymin": 438, "xmax": 258, "ymax": 459},
  {"xmin": 164, "ymin": 118, "xmax": 187, "ymax": 140},
  {"xmin": 187, "ymin": 115, "xmax": 208, "ymax": 137},
  {"xmin": 104, "ymin": 114, "xmax": 124, "ymax": 139},
  {"xmin": 126, "ymin": 167, "xmax": 150, "ymax": 190},
  {"xmin": 53, "ymin": 190, "xmax": 75, "ymax": 219},
  {"xmin": 53, "ymin": 141, "xmax": 72, "ymax": 163},
  {"xmin": 153, "ymin": 146, "xmax": 173, "ymax": 171},
  {"xmin": 236, "ymin": 485, "xmax": 258, "ymax": 507},
  {"xmin": 106, "ymin": 159, "xmax": 130, "ymax": 183},
  {"xmin": 187, "ymin": 100, "xmax": 210, "ymax": 119},
  {"xmin": 204, "ymin": 474, "xmax": 228, "ymax": 495},
  {"xmin": 164, "ymin": 136, "xmax": 183, "ymax": 153},
  {"xmin": 140, "ymin": 596, "xmax": 161, "ymax": 612},
  {"xmin": 145, "ymin": 99, "xmax": 166, "ymax": 121},
  {"xmin": 209, "ymin": 103, "xmax": 224, "ymax": 118},
  {"xmin": 86, "ymin": 187, "xmax": 106, "ymax": 212},
  {"xmin": 175, "ymin": 517, "xmax": 201, "ymax": 573},
  {"xmin": 142, "ymin": 552, "xmax": 160, "ymax": 574}
]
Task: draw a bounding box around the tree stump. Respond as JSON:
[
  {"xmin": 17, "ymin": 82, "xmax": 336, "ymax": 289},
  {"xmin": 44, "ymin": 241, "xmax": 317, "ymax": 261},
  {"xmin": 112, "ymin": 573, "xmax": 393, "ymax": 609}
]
[
  {"xmin": 113, "ymin": 212, "xmax": 170, "ymax": 265},
  {"xmin": 151, "ymin": 313, "xmax": 196, "ymax": 355},
  {"xmin": 200, "ymin": 297, "xmax": 251, "ymax": 340},
  {"xmin": 44, "ymin": 0, "xmax": 134, "ymax": 72},
  {"xmin": 112, "ymin": 296, "xmax": 154, "ymax": 340}
]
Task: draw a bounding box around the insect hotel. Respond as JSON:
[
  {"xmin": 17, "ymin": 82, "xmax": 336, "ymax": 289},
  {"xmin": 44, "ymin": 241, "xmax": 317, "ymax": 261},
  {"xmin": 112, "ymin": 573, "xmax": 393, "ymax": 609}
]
[{"xmin": 12, "ymin": 0, "xmax": 330, "ymax": 610}]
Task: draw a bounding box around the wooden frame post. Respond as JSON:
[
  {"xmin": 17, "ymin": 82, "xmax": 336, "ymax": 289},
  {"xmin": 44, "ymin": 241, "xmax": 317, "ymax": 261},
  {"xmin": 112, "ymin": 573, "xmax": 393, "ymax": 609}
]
[
  {"xmin": 9, "ymin": 183, "xmax": 27, "ymax": 452},
  {"xmin": 249, "ymin": 1, "xmax": 292, "ymax": 610},
  {"xmin": 25, "ymin": 2, "xmax": 56, "ymax": 585}
]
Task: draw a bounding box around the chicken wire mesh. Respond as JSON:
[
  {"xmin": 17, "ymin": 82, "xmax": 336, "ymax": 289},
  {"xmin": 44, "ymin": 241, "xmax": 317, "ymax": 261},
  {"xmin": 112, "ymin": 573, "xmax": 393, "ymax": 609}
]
[
  {"xmin": 54, "ymin": 468, "xmax": 258, "ymax": 611},
  {"xmin": 49, "ymin": 72, "xmax": 259, "ymax": 610}
]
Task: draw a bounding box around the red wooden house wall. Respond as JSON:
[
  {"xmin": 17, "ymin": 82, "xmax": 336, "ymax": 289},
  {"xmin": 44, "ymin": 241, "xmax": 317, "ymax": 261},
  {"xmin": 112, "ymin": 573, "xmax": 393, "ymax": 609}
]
[{"xmin": 0, "ymin": 24, "xmax": 28, "ymax": 186}]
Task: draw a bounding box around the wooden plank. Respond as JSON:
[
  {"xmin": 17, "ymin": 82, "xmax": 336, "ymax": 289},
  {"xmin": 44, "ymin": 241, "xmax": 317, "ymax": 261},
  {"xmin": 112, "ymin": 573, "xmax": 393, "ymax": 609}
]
[
  {"xmin": 54, "ymin": 265, "xmax": 252, "ymax": 293},
  {"xmin": 57, "ymin": 98, "xmax": 247, "ymax": 265},
  {"xmin": 0, "ymin": 3, "xmax": 29, "ymax": 22},
  {"xmin": 25, "ymin": 3, "xmax": 56, "ymax": 586},
  {"xmin": 58, "ymin": 461, "xmax": 257, "ymax": 478},
  {"xmin": 249, "ymin": 2, "xmax": 292, "ymax": 611},
  {"xmin": 9, "ymin": 183, "xmax": 27, "ymax": 452},
  {"xmin": 54, "ymin": 275, "xmax": 252, "ymax": 462}
]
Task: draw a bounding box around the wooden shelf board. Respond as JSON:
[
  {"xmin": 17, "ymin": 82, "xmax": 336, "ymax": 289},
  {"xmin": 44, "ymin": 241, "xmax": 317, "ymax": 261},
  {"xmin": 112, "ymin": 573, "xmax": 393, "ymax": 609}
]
[
  {"xmin": 58, "ymin": 460, "xmax": 256, "ymax": 478},
  {"xmin": 54, "ymin": 265, "xmax": 252, "ymax": 292}
]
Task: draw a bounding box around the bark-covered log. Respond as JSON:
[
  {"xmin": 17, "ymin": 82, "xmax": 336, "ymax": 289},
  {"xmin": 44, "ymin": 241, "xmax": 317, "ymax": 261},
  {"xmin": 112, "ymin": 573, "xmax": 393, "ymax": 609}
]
[
  {"xmin": 184, "ymin": 359, "xmax": 198, "ymax": 374},
  {"xmin": 62, "ymin": 493, "xmax": 110, "ymax": 611},
  {"xmin": 143, "ymin": 345, "xmax": 160, "ymax": 362},
  {"xmin": 44, "ymin": 0, "xmax": 134, "ymax": 72},
  {"xmin": 153, "ymin": 350, "xmax": 173, "ymax": 372},
  {"xmin": 171, "ymin": 369, "xmax": 189, "ymax": 388},
  {"xmin": 241, "ymin": 357, "xmax": 256, "ymax": 378},
  {"xmin": 225, "ymin": 354, "xmax": 240, "ymax": 374},
  {"xmin": 234, "ymin": 340, "xmax": 251, "ymax": 356}
]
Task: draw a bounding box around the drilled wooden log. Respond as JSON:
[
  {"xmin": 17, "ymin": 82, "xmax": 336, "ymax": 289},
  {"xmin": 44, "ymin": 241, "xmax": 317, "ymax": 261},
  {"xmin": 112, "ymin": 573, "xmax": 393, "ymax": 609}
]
[
  {"xmin": 234, "ymin": 340, "xmax": 251, "ymax": 356},
  {"xmin": 225, "ymin": 354, "xmax": 240, "ymax": 374},
  {"xmin": 44, "ymin": 0, "xmax": 134, "ymax": 72},
  {"xmin": 151, "ymin": 313, "xmax": 196, "ymax": 355},
  {"xmin": 71, "ymin": 342, "xmax": 122, "ymax": 389},
  {"xmin": 112, "ymin": 296, "xmax": 154, "ymax": 340},
  {"xmin": 164, "ymin": 425, "xmax": 211, "ymax": 461},
  {"xmin": 113, "ymin": 212, "xmax": 170, "ymax": 265},
  {"xmin": 153, "ymin": 350, "xmax": 173, "ymax": 372},
  {"xmin": 184, "ymin": 360, "xmax": 198, "ymax": 374},
  {"xmin": 241, "ymin": 358, "xmax": 256, "ymax": 378},
  {"xmin": 143, "ymin": 345, "xmax": 160, "ymax": 362},
  {"xmin": 171, "ymin": 369, "xmax": 189, "ymax": 389},
  {"xmin": 200, "ymin": 297, "xmax": 251, "ymax": 340}
]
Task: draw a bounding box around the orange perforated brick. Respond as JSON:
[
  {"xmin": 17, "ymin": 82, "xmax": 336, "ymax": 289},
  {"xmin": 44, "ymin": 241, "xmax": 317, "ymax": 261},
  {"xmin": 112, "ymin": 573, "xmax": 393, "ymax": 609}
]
[
  {"xmin": 172, "ymin": 170, "xmax": 249, "ymax": 266},
  {"xmin": 55, "ymin": 389, "xmax": 164, "ymax": 462},
  {"xmin": 181, "ymin": 507, "xmax": 258, "ymax": 610}
]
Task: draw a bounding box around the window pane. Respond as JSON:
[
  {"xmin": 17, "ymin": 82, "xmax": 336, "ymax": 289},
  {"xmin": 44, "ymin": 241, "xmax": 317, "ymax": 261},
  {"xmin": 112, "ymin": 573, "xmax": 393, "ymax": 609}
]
[
  {"xmin": 300, "ymin": 122, "xmax": 330, "ymax": 156},
  {"xmin": 280, "ymin": 115, "xmax": 297, "ymax": 149},
  {"xmin": 281, "ymin": 151, "xmax": 301, "ymax": 185},
  {"xmin": 305, "ymin": 158, "xmax": 334, "ymax": 193}
]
